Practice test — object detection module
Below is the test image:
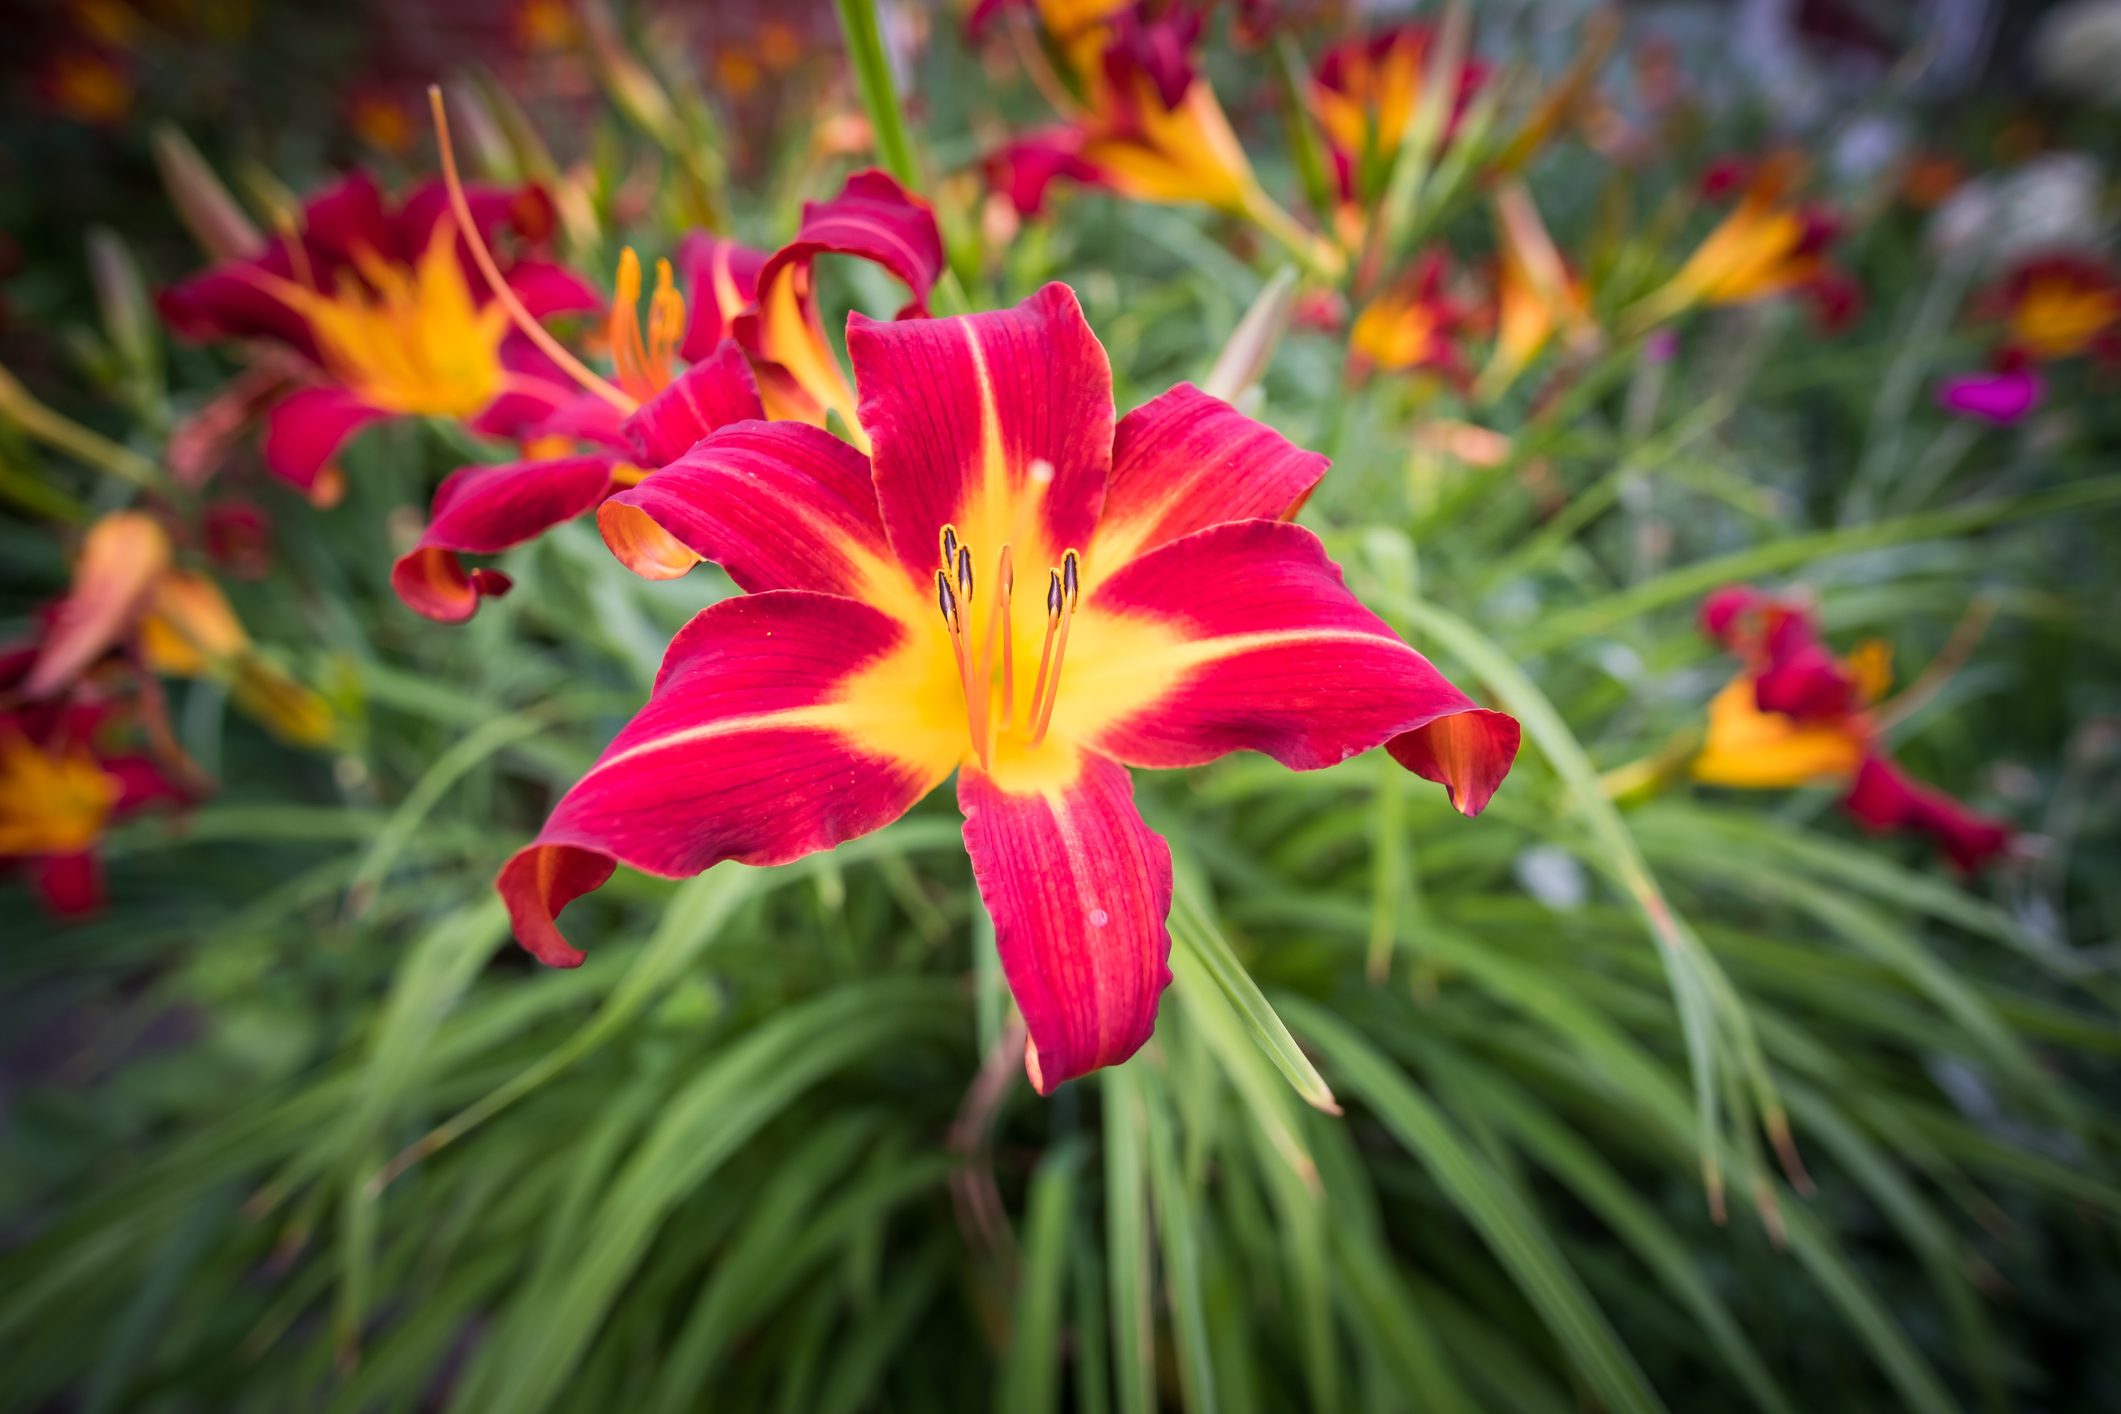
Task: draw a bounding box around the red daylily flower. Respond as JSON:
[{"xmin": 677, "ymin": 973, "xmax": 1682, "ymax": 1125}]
[
  {"xmin": 0, "ymin": 696, "xmax": 186, "ymax": 918},
  {"xmin": 1349, "ymin": 251, "xmax": 1472, "ymax": 382},
  {"xmin": 159, "ymin": 172, "xmax": 601, "ymax": 504},
  {"xmin": 1934, "ymin": 252, "xmax": 2116, "ymax": 424},
  {"xmin": 391, "ymin": 170, "xmax": 943, "ymax": 623},
  {"xmin": 1309, "ymin": 24, "xmax": 1489, "ymax": 210},
  {"xmin": 496, "ymin": 284, "xmax": 1521, "ymax": 1093},
  {"xmin": 981, "ymin": 3, "xmax": 1290, "ymax": 238},
  {"xmin": 1693, "ymin": 586, "xmax": 2012, "ymax": 873},
  {"xmin": 1, "ymin": 618, "xmax": 191, "ymax": 919},
  {"xmin": 1984, "ymin": 252, "xmax": 2121, "ymax": 363}
]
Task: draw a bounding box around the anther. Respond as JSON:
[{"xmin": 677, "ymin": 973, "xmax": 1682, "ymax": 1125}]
[
  {"xmin": 939, "ymin": 524, "xmax": 959, "ymax": 572},
  {"xmin": 935, "ymin": 569, "xmax": 959, "ymax": 631},
  {"xmin": 956, "ymin": 545, "xmax": 975, "ymax": 603},
  {"xmin": 1028, "ymin": 549, "xmax": 1082, "ymax": 747}
]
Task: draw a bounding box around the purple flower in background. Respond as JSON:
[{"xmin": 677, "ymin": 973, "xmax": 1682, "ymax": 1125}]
[{"xmin": 1935, "ymin": 365, "xmax": 2044, "ymax": 425}]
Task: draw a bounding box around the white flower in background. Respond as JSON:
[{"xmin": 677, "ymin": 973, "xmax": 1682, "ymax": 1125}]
[
  {"xmin": 1930, "ymin": 152, "xmax": 2108, "ymax": 266},
  {"xmin": 1832, "ymin": 114, "xmax": 1909, "ymax": 187},
  {"xmin": 2034, "ymin": 0, "xmax": 2121, "ymax": 105}
]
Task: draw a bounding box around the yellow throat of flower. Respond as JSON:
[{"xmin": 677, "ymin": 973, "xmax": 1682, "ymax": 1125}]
[
  {"xmin": 2011, "ymin": 276, "xmax": 2121, "ymax": 361},
  {"xmin": 267, "ymin": 216, "xmax": 511, "ymax": 419},
  {"xmin": 0, "ymin": 733, "xmax": 119, "ymax": 857}
]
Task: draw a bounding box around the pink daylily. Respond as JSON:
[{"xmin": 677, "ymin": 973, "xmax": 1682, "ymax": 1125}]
[{"xmin": 498, "ymin": 284, "xmax": 1521, "ymax": 1092}]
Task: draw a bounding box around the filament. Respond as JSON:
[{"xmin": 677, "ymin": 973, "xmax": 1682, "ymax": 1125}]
[
  {"xmin": 1028, "ymin": 549, "xmax": 1079, "ymax": 747},
  {"xmin": 426, "ymin": 85, "xmax": 635, "ymax": 413}
]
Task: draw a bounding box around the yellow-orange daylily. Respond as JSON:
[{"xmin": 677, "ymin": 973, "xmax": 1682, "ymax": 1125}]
[{"xmin": 1633, "ymin": 155, "xmax": 1841, "ymax": 329}]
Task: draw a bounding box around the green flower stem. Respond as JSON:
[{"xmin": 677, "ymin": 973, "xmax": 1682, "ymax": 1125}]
[
  {"xmin": 0, "ymin": 364, "xmax": 170, "ymax": 495},
  {"xmin": 832, "ymin": 0, "xmax": 921, "ymax": 194}
]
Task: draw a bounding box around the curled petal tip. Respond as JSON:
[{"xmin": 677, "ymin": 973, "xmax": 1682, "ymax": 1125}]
[
  {"xmin": 497, "ymin": 843, "xmax": 606, "ymax": 968},
  {"xmin": 1388, "ymin": 708, "xmax": 1522, "ymax": 818}
]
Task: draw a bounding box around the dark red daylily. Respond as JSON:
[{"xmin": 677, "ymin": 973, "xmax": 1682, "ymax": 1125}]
[
  {"xmin": 391, "ymin": 170, "xmax": 944, "ymax": 623},
  {"xmin": 1348, "ymin": 251, "xmax": 1472, "ymax": 382},
  {"xmin": 979, "ymin": 0, "xmax": 1320, "ymax": 270},
  {"xmin": 1693, "ymin": 586, "xmax": 2012, "ymax": 873},
  {"xmin": 160, "ymin": 172, "xmax": 601, "ymax": 503},
  {"xmin": 498, "ymin": 283, "xmax": 1521, "ymax": 1092}
]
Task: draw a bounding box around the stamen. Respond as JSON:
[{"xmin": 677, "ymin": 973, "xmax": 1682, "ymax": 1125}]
[
  {"xmin": 937, "ymin": 565, "xmax": 987, "ymax": 770},
  {"xmin": 426, "ymin": 85, "xmax": 635, "ymax": 412},
  {"xmin": 647, "ymin": 257, "xmax": 686, "ymax": 376},
  {"xmin": 935, "ymin": 568, "xmax": 960, "ymax": 634},
  {"xmin": 939, "ymin": 524, "xmax": 959, "ymax": 573},
  {"xmin": 1028, "ymin": 569, "xmax": 1061, "ymax": 722},
  {"xmin": 955, "ymin": 545, "xmax": 975, "ymax": 604},
  {"xmin": 1029, "ymin": 549, "xmax": 1080, "ymax": 747},
  {"xmin": 609, "ymin": 247, "xmax": 650, "ymax": 394}
]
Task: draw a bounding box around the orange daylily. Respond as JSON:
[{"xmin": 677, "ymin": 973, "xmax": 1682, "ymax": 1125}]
[{"xmin": 1633, "ymin": 155, "xmax": 1855, "ymax": 330}]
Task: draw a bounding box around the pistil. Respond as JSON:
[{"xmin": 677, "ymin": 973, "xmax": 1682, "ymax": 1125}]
[
  {"xmin": 981, "ymin": 546, "xmax": 1015, "ymax": 729},
  {"xmin": 427, "ymin": 86, "xmax": 637, "ymax": 413}
]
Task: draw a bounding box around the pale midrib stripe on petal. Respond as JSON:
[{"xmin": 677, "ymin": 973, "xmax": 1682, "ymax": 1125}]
[{"xmin": 582, "ymin": 704, "xmax": 847, "ymax": 780}]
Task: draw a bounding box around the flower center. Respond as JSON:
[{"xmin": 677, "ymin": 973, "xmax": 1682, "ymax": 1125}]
[
  {"xmin": 607, "ymin": 247, "xmax": 688, "ymax": 403},
  {"xmin": 931, "ymin": 520, "xmax": 1081, "ymax": 772},
  {"xmin": 260, "ymin": 216, "xmax": 511, "ymax": 418},
  {"xmin": 0, "ymin": 733, "xmax": 118, "ymax": 857}
]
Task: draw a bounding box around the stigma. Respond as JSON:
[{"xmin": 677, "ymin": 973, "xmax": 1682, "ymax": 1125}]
[{"xmin": 931, "ymin": 524, "xmax": 1080, "ymax": 770}]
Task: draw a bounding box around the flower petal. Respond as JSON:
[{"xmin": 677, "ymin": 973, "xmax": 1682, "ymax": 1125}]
[
  {"xmin": 960, "ymin": 750, "xmax": 1173, "ymax": 1093},
  {"xmin": 1082, "ymin": 519, "xmax": 1519, "ymax": 814},
  {"xmin": 1095, "ymin": 383, "xmax": 1328, "ymax": 566},
  {"xmin": 263, "ymin": 387, "xmax": 390, "ymax": 499},
  {"xmin": 1936, "ymin": 367, "xmax": 2043, "ymax": 425},
  {"xmin": 1690, "ymin": 675, "xmax": 1867, "ymax": 788},
  {"xmin": 392, "ymin": 455, "xmax": 621, "ymax": 623},
  {"xmin": 28, "ymin": 851, "xmax": 105, "ymax": 917},
  {"xmin": 598, "ymin": 420, "xmax": 895, "ymax": 595},
  {"xmin": 25, "ymin": 512, "xmax": 173, "ymax": 696},
  {"xmin": 618, "ymin": 338, "xmax": 765, "ymax": 465},
  {"xmin": 753, "ymin": 169, "xmax": 945, "ymax": 322},
  {"xmin": 1843, "ymin": 755, "xmax": 2013, "ymax": 873},
  {"xmin": 504, "ymin": 259, "xmax": 605, "ymax": 319},
  {"xmin": 848, "ymin": 282, "xmax": 1114, "ymax": 586},
  {"xmin": 497, "ymin": 591, "xmax": 948, "ymax": 965},
  {"xmin": 676, "ymin": 232, "xmax": 767, "ymax": 362}
]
